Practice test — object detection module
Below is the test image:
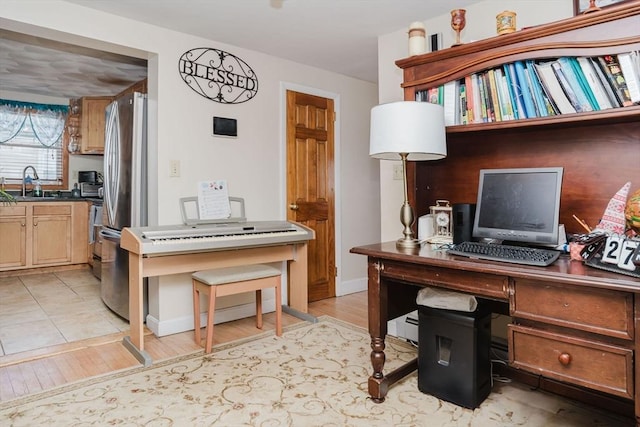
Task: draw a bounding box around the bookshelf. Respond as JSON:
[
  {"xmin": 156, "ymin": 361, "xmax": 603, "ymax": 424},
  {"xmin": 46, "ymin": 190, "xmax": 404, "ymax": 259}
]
[{"xmin": 396, "ymin": 1, "xmax": 640, "ymax": 236}]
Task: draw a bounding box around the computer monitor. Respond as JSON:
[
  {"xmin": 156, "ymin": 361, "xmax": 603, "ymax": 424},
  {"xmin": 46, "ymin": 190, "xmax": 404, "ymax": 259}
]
[{"xmin": 472, "ymin": 167, "xmax": 564, "ymax": 246}]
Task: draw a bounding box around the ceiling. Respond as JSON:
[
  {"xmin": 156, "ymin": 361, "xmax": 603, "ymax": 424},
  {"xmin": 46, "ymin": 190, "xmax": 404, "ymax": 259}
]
[{"xmin": 1, "ymin": 0, "xmax": 482, "ymax": 99}]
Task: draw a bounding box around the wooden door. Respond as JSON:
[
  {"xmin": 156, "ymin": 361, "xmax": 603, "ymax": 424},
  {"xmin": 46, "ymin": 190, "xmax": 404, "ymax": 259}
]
[{"xmin": 286, "ymin": 90, "xmax": 335, "ymax": 302}]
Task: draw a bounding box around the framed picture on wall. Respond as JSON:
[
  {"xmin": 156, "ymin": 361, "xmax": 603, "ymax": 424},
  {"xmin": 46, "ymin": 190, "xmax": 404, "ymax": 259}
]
[{"xmin": 574, "ymin": 0, "xmax": 631, "ymax": 15}]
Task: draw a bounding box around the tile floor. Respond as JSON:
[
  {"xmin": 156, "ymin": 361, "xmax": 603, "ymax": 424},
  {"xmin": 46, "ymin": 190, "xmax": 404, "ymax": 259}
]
[{"xmin": 0, "ymin": 270, "xmax": 129, "ymax": 356}]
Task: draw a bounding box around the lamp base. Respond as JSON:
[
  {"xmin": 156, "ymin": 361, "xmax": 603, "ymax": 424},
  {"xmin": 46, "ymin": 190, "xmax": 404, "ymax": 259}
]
[{"xmin": 396, "ymin": 236, "xmax": 421, "ymax": 249}]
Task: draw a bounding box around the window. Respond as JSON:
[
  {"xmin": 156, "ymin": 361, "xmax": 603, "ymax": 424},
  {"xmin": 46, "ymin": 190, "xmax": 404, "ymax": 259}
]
[{"xmin": 0, "ymin": 100, "xmax": 67, "ymax": 189}]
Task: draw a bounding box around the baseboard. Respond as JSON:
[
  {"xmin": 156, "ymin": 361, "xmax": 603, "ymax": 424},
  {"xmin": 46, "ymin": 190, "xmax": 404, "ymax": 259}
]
[
  {"xmin": 146, "ymin": 300, "xmax": 276, "ymax": 337},
  {"xmin": 337, "ymin": 277, "xmax": 366, "ymax": 296}
]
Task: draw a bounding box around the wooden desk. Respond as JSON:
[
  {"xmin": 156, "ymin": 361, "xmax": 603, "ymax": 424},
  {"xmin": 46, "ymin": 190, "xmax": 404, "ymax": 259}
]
[
  {"xmin": 121, "ymin": 228, "xmax": 311, "ymax": 366},
  {"xmin": 351, "ymin": 242, "xmax": 640, "ymax": 424}
]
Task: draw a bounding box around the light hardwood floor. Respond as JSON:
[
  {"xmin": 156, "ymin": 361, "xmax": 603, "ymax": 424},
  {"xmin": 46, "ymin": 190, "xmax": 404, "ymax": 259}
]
[{"xmin": 0, "ymin": 291, "xmax": 367, "ymax": 402}]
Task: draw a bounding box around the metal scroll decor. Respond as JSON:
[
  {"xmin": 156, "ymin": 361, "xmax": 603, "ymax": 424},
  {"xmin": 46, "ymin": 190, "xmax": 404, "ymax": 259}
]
[{"xmin": 178, "ymin": 48, "xmax": 258, "ymax": 104}]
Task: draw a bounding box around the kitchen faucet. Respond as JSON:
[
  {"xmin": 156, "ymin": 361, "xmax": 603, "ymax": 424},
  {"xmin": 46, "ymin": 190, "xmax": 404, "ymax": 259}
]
[{"xmin": 22, "ymin": 165, "xmax": 40, "ymax": 197}]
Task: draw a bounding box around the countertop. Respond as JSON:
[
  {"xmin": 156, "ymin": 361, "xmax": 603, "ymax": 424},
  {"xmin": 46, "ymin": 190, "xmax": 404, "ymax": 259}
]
[{"xmin": 6, "ymin": 195, "xmax": 103, "ymax": 204}]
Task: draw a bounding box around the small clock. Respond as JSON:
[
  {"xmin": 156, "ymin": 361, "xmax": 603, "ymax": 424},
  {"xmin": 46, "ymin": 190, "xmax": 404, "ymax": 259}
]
[{"xmin": 427, "ymin": 200, "xmax": 453, "ymax": 244}]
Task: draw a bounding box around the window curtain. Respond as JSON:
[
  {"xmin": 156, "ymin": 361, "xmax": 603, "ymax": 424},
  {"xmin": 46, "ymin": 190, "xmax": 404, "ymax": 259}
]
[{"xmin": 0, "ymin": 99, "xmax": 68, "ymax": 146}]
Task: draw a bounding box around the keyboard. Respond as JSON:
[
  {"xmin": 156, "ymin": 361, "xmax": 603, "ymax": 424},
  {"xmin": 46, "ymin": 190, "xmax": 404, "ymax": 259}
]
[{"xmin": 448, "ymin": 241, "xmax": 561, "ymax": 266}]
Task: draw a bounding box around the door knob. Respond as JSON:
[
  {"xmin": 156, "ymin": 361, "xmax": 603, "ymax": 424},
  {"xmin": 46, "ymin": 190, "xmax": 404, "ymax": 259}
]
[{"xmin": 289, "ymin": 204, "xmax": 299, "ymax": 210}]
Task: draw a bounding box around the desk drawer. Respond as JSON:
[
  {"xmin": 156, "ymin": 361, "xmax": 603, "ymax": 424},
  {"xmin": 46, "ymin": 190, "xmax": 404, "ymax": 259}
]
[
  {"xmin": 381, "ymin": 260, "xmax": 508, "ymax": 299},
  {"xmin": 511, "ymin": 278, "xmax": 633, "ymax": 340},
  {"xmin": 509, "ymin": 324, "xmax": 632, "ymax": 399}
]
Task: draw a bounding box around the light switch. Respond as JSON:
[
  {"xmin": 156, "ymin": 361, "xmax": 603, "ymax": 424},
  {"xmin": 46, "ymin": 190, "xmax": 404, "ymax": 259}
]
[
  {"xmin": 169, "ymin": 160, "xmax": 180, "ymax": 177},
  {"xmin": 393, "ymin": 164, "xmax": 404, "ymax": 180}
]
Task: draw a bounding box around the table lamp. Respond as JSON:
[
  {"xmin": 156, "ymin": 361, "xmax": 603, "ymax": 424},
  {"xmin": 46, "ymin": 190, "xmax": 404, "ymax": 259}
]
[{"xmin": 370, "ymin": 101, "xmax": 446, "ymax": 249}]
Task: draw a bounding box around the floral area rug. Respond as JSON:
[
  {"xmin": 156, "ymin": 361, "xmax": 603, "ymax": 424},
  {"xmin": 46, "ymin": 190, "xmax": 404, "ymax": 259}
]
[{"xmin": 0, "ymin": 316, "xmax": 631, "ymax": 426}]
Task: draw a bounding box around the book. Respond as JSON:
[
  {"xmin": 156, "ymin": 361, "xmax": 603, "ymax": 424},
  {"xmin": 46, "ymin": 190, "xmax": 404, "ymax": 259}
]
[
  {"xmin": 481, "ymin": 72, "xmax": 496, "ymax": 122},
  {"xmin": 426, "ymin": 86, "xmax": 443, "ymax": 104},
  {"xmin": 551, "ymin": 60, "xmax": 592, "ymax": 113},
  {"xmin": 596, "ymin": 55, "xmax": 633, "ymax": 107},
  {"xmin": 576, "ymin": 57, "xmax": 615, "ymax": 110},
  {"xmin": 525, "ymin": 60, "xmax": 549, "ymax": 117},
  {"xmin": 528, "ymin": 60, "xmax": 558, "ymax": 115},
  {"xmin": 487, "ymin": 69, "xmax": 502, "ymax": 121},
  {"xmin": 470, "ymin": 73, "xmax": 484, "ymax": 123},
  {"xmin": 617, "ymin": 51, "xmax": 640, "ymax": 104},
  {"xmin": 563, "ymin": 57, "xmax": 600, "ymax": 110},
  {"xmin": 464, "ymin": 74, "xmax": 475, "ymax": 123},
  {"xmin": 459, "ymin": 81, "xmax": 468, "ymax": 124},
  {"xmin": 443, "ymin": 80, "xmax": 460, "ymax": 125},
  {"xmin": 588, "ymin": 57, "xmax": 622, "ymax": 108},
  {"xmin": 504, "ymin": 63, "xmax": 525, "ymax": 119},
  {"xmin": 514, "ymin": 61, "xmax": 537, "ymax": 118},
  {"xmin": 496, "ymin": 68, "xmax": 514, "ymax": 120},
  {"xmin": 477, "ymin": 72, "xmax": 489, "ymax": 122},
  {"xmin": 534, "ymin": 60, "xmax": 577, "ymax": 114}
]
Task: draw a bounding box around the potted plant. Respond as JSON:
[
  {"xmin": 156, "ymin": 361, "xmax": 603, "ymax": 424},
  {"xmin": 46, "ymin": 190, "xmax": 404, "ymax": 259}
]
[{"xmin": 0, "ymin": 188, "xmax": 16, "ymax": 206}]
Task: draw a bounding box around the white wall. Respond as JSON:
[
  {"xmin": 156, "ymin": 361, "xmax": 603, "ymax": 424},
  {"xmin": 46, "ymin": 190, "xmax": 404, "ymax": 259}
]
[
  {"xmin": 1, "ymin": 0, "xmax": 380, "ymax": 335},
  {"xmin": 376, "ymin": 0, "xmax": 575, "ymax": 241}
]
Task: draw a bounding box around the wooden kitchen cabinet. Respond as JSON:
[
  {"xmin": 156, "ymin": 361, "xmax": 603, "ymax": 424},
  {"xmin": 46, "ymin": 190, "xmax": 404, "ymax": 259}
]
[
  {"xmin": 79, "ymin": 96, "xmax": 112, "ymax": 154},
  {"xmin": 66, "ymin": 96, "xmax": 112, "ymax": 155},
  {"xmin": 0, "ymin": 205, "xmax": 27, "ymax": 269},
  {"xmin": 32, "ymin": 204, "xmax": 72, "ymax": 265},
  {"xmin": 0, "ymin": 201, "xmax": 89, "ymax": 271}
]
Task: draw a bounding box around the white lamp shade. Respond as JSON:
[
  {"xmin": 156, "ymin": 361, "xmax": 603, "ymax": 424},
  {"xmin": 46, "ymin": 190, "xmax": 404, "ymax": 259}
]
[{"xmin": 370, "ymin": 101, "xmax": 446, "ymax": 161}]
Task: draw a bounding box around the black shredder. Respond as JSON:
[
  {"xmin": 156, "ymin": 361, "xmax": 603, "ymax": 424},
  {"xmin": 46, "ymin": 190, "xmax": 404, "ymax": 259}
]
[{"xmin": 418, "ymin": 303, "xmax": 492, "ymax": 408}]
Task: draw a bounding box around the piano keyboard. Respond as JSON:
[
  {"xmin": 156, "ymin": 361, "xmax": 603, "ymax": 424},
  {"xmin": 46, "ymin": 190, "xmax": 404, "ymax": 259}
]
[
  {"xmin": 121, "ymin": 221, "xmax": 314, "ymax": 256},
  {"xmin": 148, "ymin": 229, "xmax": 306, "ymax": 245}
]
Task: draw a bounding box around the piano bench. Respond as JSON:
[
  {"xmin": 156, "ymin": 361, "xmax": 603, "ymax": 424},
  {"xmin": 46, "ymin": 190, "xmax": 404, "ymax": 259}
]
[{"xmin": 192, "ymin": 264, "xmax": 283, "ymax": 353}]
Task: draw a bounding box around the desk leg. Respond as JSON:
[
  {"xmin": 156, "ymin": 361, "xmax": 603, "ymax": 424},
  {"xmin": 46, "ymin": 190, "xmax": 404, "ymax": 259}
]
[
  {"xmin": 367, "ymin": 258, "xmax": 389, "ymax": 402},
  {"xmin": 367, "ymin": 257, "xmax": 419, "ymax": 403},
  {"xmin": 125, "ymin": 252, "xmax": 151, "ymax": 366}
]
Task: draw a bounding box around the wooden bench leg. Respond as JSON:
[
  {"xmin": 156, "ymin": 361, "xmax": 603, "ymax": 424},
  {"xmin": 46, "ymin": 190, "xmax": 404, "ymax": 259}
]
[
  {"xmin": 275, "ymin": 276, "xmax": 282, "ymax": 336},
  {"xmin": 205, "ymin": 287, "xmax": 217, "ymax": 353},
  {"xmin": 256, "ymin": 289, "xmax": 263, "ymax": 329},
  {"xmin": 193, "ymin": 280, "xmax": 202, "ymax": 346}
]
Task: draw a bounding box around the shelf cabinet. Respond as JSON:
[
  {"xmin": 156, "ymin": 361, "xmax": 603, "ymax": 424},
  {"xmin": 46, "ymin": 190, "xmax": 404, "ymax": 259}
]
[{"xmin": 396, "ymin": 2, "xmax": 640, "ymax": 236}]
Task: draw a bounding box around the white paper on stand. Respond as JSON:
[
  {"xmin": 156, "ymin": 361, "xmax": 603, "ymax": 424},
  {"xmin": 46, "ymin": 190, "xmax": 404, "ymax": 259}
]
[{"xmin": 197, "ymin": 180, "xmax": 231, "ymax": 220}]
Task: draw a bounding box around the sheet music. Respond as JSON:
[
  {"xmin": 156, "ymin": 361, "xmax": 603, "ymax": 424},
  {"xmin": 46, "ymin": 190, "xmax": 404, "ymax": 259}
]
[{"xmin": 197, "ymin": 180, "xmax": 231, "ymax": 220}]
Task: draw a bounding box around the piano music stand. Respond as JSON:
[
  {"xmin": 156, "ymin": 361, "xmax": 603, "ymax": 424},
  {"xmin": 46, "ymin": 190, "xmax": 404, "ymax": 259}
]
[{"xmin": 179, "ymin": 196, "xmax": 247, "ymax": 225}]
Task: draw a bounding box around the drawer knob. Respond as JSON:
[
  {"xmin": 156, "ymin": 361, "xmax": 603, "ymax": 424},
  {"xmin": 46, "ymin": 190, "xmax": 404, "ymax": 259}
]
[{"xmin": 558, "ymin": 352, "xmax": 572, "ymax": 366}]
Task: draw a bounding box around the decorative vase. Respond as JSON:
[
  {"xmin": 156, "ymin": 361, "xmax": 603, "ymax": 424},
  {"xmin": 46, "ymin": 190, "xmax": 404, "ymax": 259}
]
[
  {"xmin": 496, "ymin": 11, "xmax": 516, "ymax": 35},
  {"xmin": 408, "ymin": 22, "xmax": 427, "ymax": 56},
  {"xmin": 450, "ymin": 9, "xmax": 466, "ymax": 46}
]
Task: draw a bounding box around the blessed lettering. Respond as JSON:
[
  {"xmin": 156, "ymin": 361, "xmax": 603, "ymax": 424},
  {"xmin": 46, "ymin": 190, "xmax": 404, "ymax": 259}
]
[{"xmin": 179, "ymin": 60, "xmax": 257, "ymax": 91}]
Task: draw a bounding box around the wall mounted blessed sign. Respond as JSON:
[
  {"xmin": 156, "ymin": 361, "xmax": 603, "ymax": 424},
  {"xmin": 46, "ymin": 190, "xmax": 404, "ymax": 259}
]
[{"xmin": 178, "ymin": 47, "xmax": 258, "ymax": 104}]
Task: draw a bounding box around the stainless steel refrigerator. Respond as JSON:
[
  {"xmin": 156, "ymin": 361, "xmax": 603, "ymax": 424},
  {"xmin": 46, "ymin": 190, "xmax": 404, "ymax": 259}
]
[{"xmin": 100, "ymin": 92, "xmax": 147, "ymax": 320}]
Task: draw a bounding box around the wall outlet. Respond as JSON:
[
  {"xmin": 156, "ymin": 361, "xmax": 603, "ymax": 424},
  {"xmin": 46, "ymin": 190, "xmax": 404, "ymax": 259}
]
[
  {"xmin": 393, "ymin": 164, "xmax": 404, "ymax": 180},
  {"xmin": 169, "ymin": 160, "xmax": 180, "ymax": 177}
]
